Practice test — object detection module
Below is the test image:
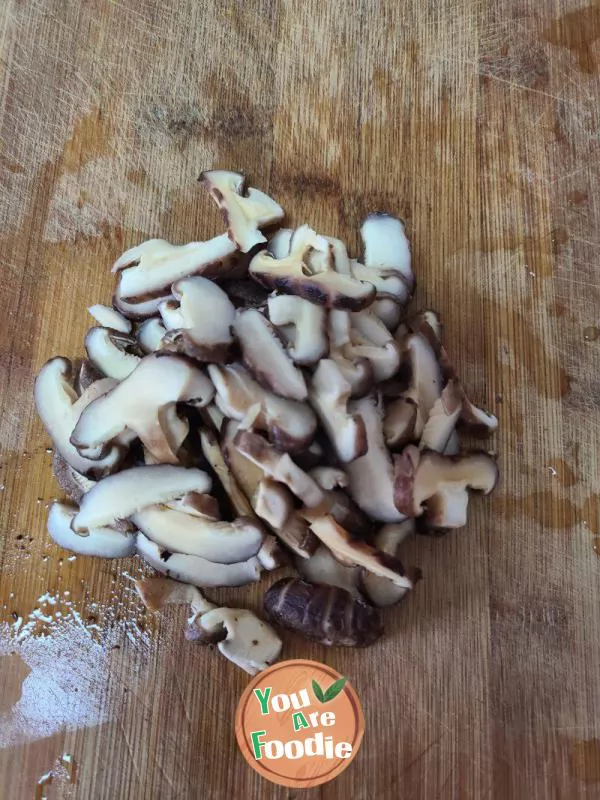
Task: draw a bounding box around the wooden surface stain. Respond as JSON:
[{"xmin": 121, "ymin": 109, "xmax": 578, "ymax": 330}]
[{"xmin": 1, "ymin": 1, "xmax": 600, "ymax": 799}]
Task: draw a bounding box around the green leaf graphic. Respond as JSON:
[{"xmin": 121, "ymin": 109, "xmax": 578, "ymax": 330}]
[
  {"xmin": 323, "ymin": 676, "xmax": 348, "ymax": 702},
  {"xmin": 312, "ymin": 679, "xmax": 325, "ymax": 703}
]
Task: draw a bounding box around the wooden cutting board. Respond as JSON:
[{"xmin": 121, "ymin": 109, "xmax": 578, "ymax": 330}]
[{"xmin": 1, "ymin": 1, "xmax": 599, "ymax": 797}]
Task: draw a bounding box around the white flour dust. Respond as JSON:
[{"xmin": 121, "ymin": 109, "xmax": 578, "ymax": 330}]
[{"xmin": 0, "ymin": 586, "xmax": 154, "ymax": 749}]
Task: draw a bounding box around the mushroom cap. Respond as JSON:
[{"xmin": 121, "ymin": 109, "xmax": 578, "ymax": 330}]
[
  {"xmin": 233, "ymin": 430, "xmax": 325, "ymax": 508},
  {"xmin": 263, "ymin": 577, "xmax": 383, "ymax": 647},
  {"xmin": 361, "ymin": 520, "xmax": 415, "ymax": 607},
  {"xmin": 136, "ymin": 317, "xmax": 167, "ymax": 353},
  {"xmin": 134, "ymin": 576, "xmax": 215, "ymax": 614},
  {"xmin": 346, "ymin": 310, "xmax": 401, "ymax": 383},
  {"xmin": 419, "ymin": 379, "xmax": 462, "ymax": 452},
  {"xmin": 384, "ymin": 396, "xmax": 418, "ymax": 449},
  {"xmin": 295, "ymin": 545, "xmax": 362, "ymax": 596}
]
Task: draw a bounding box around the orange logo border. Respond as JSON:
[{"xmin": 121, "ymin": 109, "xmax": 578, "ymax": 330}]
[{"xmin": 235, "ymin": 658, "xmax": 365, "ymax": 788}]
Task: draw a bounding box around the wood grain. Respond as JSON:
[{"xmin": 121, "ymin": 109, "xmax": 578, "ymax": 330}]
[{"xmin": 1, "ymin": 1, "xmax": 599, "ymax": 797}]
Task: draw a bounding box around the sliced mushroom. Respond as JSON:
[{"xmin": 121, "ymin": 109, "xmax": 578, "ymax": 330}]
[
  {"xmin": 165, "ymin": 491, "xmax": 220, "ymax": 520},
  {"xmin": 300, "ymin": 489, "xmax": 372, "ymax": 539},
  {"xmin": 158, "ymin": 299, "xmax": 184, "ymax": 329},
  {"xmin": 309, "ymin": 467, "xmax": 348, "ymax": 491},
  {"xmin": 233, "ymin": 430, "xmax": 324, "ymax": 508},
  {"xmin": 233, "ymin": 309, "xmax": 307, "ymax": 400},
  {"xmin": 34, "ymin": 358, "xmax": 123, "ymax": 477},
  {"xmin": 249, "ymin": 225, "xmax": 376, "ymax": 311},
  {"xmin": 310, "ymin": 516, "xmax": 420, "ymax": 589},
  {"xmin": 345, "ymin": 311, "xmax": 401, "ymax": 382},
  {"xmin": 200, "ymin": 170, "xmax": 284, "ymax": 253},
  {"xmin": 187, "ymin": 606, "xmax": 282, "ymax": 674},
  {"xmin": 200, "ymin": 427, "xmax": 255, "ymax": 517},
  {"xmin": 393, "ymin": 446, "xmax": 499, "ymax": 529},
  {"xmin": 253, "ymin": 478, "xmax": 294, "ymax": 529},
  {"xmin": 308, "ymin": 360, "xmax": 367, "ymax": 464},
  {"xmin": 238, "ymin": 467, "xmax": 315, "ymax": 558},
  {"xmin": 88, "ymin": 304, "xmax": 132, "ymax": 333},
  {"xmin": 328, "ymin": 310, "xmax": 374, "ymax": 397},
  {"xmin": 136, "ymin": 317, "xmax": 167, "ymax": 353},
  {"xmin": 136, "ymin": 533, "xmax": 261, "ymax": 588},
  {"xmin": 420, "ymin": 379, "xmax": 462, "ymax": 452},
  {"xmin": 219, "ymin": 423, "xmax": 317, "ymax": 558},
  {"xmin": 135, "ymin": 576, "xmax": 215, "ymax": 615},
  {"xmin": 386, "ymin": 332, "xmax": 443, "ymax": 442},
  {"xmin": 295, "ymin": 545, "xmax": 362, "ymax": 596},
  {"xmin": 113, "ymin": 235, "xmax": 241, "ymax": 307},
  {"xmin": 159, "ymin": 277, "xmax": 235, "ymax": 363},
  {"xmin": 71, "ymin": 353, "xmax": 214, "ymax": 464},
  {"xmin": 85, "ymin": 327, "xmax": 141, "ymax": 380},
  {"xmin": 47, "ymin": 502, "xmax": 135, "ymax": 558},
  {"xmin": 267, "ymin": 295, "xmax": 328, "ymax": 365},
  {"xmin": 371, "ymin": 298, "xmax": 402, "ymax": 331},
  {"xmin": 72, "ymin": 465, "xmax": 212, "ymax": 532},
  {"xmin": 360, "ymin": 212, "xmax": 414, "ymax": 294},
  {"xmin": 257, "ymin": 535, "xmax": 286, "ymax": 570},
  {"xmin": 208, "ymin": 363, "xmax": 316, "ymax": 451},
  {"xmin": 267, "ymin": 228, "xmax": 293, "ymax": 259},
  {"xmin": 361, "ymin": 520, "xmax": 415, "ymax": 607},
  {"xmin": 410, "ymin": 310, "xmax": 499, "ymax": 436},
  {"xmin": 383, "ymin": 396, "xmax": 418, "ymax": 449},
  {"xmin": 264, "ymin": 577, "xmax": 383, "ymax": 647},
  {"xmin": 114, "ymin": 291, "xmax": 170, "ymax": 320},
  {"xmin": 132, "ymin": 507, "xmax": 264, "ymax": 563},
  {"xmin": 346, "ymin": 394, "xmax": 407, "ymax": 522},
  {"xmin": 350, "ymin": 261, "xmax": 411, "ymax": 306}
]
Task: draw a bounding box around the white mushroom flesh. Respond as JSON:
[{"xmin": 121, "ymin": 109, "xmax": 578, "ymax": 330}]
[
  {"xmin": 85, "ymin": 327, "xmax": 141, "ymax": 380},
  {"xmin": 233, "ymin": 308, "xmax": 307, "ymax": 400},
  {"xmin": 71, "ymin": 353, "xmax": 214, "ymax": 463},
  {"xmin": 132, "ymin": 506, "xmax": 264, "ymax": 563},
  {"xmin": 346, "ymin": 394, "xmax": 407, "ymax": 522},
  {"xmin": 34, "ymin": 358, "xmax": 122, "ymax": 477},
  {"xmin": 136, "ymin": 533, "xmax": 261, "ymax": 588},
  {"xmin": 194, "ymin": 607, "xmax": 282, "ymax": 674},
  {"xmin": 48, "ymin": 502, "xmax": 135, "ymax": 557},
  {"xmin": 267, "ymin": 295, "xmax": 328, "ymax": 365},
  {"xmin": 72, "ymin": 465, "xmax": 212, "ymax": 532},
  {"xmin": 88, "ymin": 304, "xmax": 131, "ymax": 333}
]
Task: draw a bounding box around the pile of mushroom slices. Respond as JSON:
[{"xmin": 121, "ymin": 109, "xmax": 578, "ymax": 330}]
[{"xmin": 34, "ymin": 169, "xmax": 499, "ymax": 674}]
